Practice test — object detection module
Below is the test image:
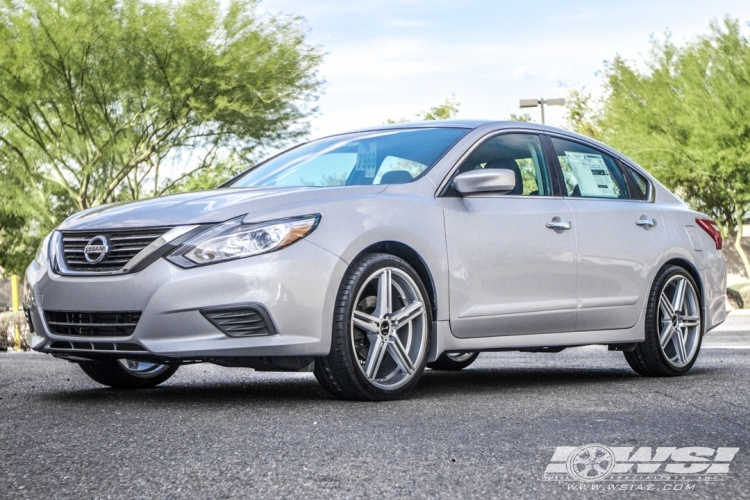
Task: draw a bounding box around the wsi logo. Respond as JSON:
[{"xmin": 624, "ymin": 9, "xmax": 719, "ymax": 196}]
[
  {"xmin": 542, "ymin": 444, "xmax": 739, "ymax": 482},
  {"xmin": 566, "ymin": 445, "xmax": 616, "ymax": 482}
]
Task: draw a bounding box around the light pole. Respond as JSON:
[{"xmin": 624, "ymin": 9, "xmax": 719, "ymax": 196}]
[{"xmin": 519, "ymin": 97, "xmax": 565, "ymax": 125}]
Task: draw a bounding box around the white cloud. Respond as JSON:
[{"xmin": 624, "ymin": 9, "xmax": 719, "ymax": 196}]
[{"xmin": 511, "ymin": 66, "xmax": 528, "ymax": 79}]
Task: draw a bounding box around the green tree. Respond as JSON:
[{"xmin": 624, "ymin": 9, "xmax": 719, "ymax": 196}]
[
  {"xmin": 562, "ymin": 87, "xmax": 599, "ymax": 138},
  {"xmin": 0, "ymin": 0, "xmax": 323, "ymax": 275},
  {"xmin": 418, "ymin": 96, "xmax": 460, "ymax": 121},
  {"xmin": 0, "ymin": 178, "xmax": 61, "ymax": 275},
  {"xmin": 386, "ymin": 95, "xmax": 461, "ymax": 124},
  {"xmin": 597, "ymin": 18, "xmax": 750, "ymax": 277}
]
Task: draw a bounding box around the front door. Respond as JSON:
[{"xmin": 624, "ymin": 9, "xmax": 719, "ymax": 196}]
[{"xmin": 440, "ymin": 133, "xmax": 579, "ymax": 338}]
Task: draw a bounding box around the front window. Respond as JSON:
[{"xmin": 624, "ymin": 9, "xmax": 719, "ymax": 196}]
[
  {"xmin": 456, "ymin": 133, "xmax": 552, "ymax": 196},
  {"xmin": 228, "ymin": 128, "xmax": 468, "ymax": 188}
]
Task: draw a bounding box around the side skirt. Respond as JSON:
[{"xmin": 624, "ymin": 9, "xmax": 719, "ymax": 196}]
[{"xmin": 429, "ymin": 317, "xmax": 645, "ymax": 362}]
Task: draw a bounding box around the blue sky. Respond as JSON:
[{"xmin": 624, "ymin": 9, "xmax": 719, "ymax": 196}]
[{"xmin": 257, "ymin": 0, "xmax": 750, "ymax": 139}]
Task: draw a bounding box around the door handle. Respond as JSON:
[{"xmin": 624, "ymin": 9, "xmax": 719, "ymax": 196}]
[
  {"xmin": 635, "ymin": 218, "xmax": 657, "ymax": 227},
  {"xmin": 546, "ymin": 220, "xmax": 572, "ymax": 230}
]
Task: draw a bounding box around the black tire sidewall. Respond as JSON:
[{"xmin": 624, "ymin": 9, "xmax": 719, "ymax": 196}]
[
  {"xmin": 79, "ymin": 360, "xmax": 178, "ymax": 389},
  {"xmin": 427, "ymin": 352, "xmax": 479, "ymax": 371}
]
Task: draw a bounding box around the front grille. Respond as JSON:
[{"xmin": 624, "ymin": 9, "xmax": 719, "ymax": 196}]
[
  {"xmin": 44, "ymin": 310, "xmax": 142, "ymax": 337},
  {"xmin": 61, "ymin": 227, "xmax": 172, "ymax": 273},
  {"xmin": 201, "ymin": 305, "xmax": 277, "ymax": 337}
]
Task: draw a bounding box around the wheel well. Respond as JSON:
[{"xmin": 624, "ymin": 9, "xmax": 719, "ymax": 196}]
[
  {"xmin": 662, "ymin": 258, "xmax": 704, "ymax": 305},
  {"xmin": 357, "ymin": 241, "xmax": 438, "ymax": 318}
]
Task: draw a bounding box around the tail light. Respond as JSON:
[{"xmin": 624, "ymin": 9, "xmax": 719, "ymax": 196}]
[{"xmin": 695, "ymin": 218, "xmax": 722, "ymax": 250}]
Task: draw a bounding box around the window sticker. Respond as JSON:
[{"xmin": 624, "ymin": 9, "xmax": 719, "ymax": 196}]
[
  {"xmin": 353, "ymin": 143, "xmax": 377, "ymax": 178},
  {"xmin": 564, "ymin": 152, "xmax": 618, "ymax": 198}
]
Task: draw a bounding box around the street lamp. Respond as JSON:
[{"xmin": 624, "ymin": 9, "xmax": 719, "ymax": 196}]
[{"xmin": 519, "ymin": 97, "xmax": 565, "ymax": 125}]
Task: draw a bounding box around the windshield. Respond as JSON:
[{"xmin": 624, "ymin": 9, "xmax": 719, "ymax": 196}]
[{"xmin": 228, "ymin": 128, "xmax": 468, "ymax": 188}]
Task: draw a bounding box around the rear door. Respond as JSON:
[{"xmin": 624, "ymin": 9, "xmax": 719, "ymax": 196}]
[{"xmin": 547, "ymin": 136, "xmax": 666, "ymax": 332}]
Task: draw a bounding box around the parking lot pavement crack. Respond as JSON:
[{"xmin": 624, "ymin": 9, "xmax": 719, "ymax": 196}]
[
  {"xmin": 649, "ymin": 389, "xmax": 750, "ymax": 433},
  {"xmin": 720, "ymin": 398, "xmax": 750, "ymax": 411}
]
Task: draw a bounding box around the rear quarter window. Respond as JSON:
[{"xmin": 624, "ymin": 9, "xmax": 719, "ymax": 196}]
[{"xmin": 626, "ymin": 167, "xmax": 651, "ymax": 200}]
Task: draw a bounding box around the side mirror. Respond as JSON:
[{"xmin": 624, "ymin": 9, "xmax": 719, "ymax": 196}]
[{"xmin": 452, "ymin": 168, "xmax": 517, "ymax": 195}]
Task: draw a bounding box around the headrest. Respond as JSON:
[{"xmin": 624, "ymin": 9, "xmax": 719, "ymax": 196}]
[
  {"xmin": 484, "ymin": 158, "xmax": 523, "ymax": 195},
  {"xmin": 380, "ymin": 170, "xmax": 413, "ymax": 185}
]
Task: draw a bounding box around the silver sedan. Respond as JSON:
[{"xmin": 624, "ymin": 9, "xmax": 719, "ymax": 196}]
[{"xmin": 25, "ymin": 121, "xmax": 727, "ymax": 400}]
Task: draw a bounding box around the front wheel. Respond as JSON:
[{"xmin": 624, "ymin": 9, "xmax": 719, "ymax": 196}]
[
  {"xmin": 79, "ymin": 359, "xmax": 179, "ymax": 389},
  {"xmin": 624, "ymin": 266, "xmax": 702, "ymax": 377},
  {"xmin": 427, "ymin": 352, "xmax": 479, "ymax": 371},
  {"xmin": 314, "ymin": 253, "xmax": 432, "ymax": 401}
]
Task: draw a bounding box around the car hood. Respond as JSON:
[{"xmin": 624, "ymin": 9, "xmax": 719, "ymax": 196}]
[{"xmin": 58, "ymin": 186, "xmax": 387, "ymax": 230}]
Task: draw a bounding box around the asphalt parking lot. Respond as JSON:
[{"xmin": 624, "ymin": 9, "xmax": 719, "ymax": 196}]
[{"xmin": 1, "ymin": 317, "xmax": 749, "ymax": 499}]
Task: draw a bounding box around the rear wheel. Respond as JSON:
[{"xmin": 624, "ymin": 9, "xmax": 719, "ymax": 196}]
[
  {"xmin": 79, "ymin": 359, "xmax": 178, "ymax": 389},
  {"xmin": 314, "ymin": 253, "xmax": 432, "ymax": 401},
  {"xmin": 624, "ymin": 266, "xmax": 702, "ymax": 377},
  {"xmin": 427, "ymin": 352, "xmax": 479, "ymax": 371}
]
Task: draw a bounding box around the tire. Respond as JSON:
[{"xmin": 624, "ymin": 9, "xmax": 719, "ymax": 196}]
[
  {"xmin": 79, "ymin": 359, "xmax": 179, "ymax": 389},
  {"xmin": 313, "ymin": 362, "xmax": 347, "ymax": 399},
  {"xmin": 314, "ymin": 253, "xmax": 432, "ymax": 401},
  {"xmin": 427, "ymin": 352, "xmax": 479, "ymax": 371},
  {"xmin": 624, "ymin": 265, "xmax": 703, "ymax": 377}
]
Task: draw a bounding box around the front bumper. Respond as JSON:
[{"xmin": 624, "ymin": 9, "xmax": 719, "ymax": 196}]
[{"xmin": 25, "ymin": 240, "xmax": 347, "ymax": 360}]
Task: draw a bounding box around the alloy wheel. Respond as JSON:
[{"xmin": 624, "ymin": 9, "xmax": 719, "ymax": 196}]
[
  {"xmin": 657, "ymin": 275, "xmax": 701, "ymax": 368},
  {"xmin": 350, "ymin": 267, "xmax": 428, "ymax": 390},
  {"xmin": 117, "ymin": 359, "xmax": 172, "ymax": 378},
  {"xmin": 446, "ymin": 352, "xmax": 475, "ymax": 363}
]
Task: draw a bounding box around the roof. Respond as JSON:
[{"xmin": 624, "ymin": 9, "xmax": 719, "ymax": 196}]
[{"xmin": 336, "ymin": 119, "xmax": 579, "ymax": 135}]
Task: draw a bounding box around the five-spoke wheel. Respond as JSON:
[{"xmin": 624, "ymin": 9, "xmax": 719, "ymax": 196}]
[
  {"xmin": 625, "ymin": 265, "xmax": 703, "ymax": 376},
  {"xmin": 656, "ymin": 274, "xmax": 701, "ymax": 368},
  {"xmin": 314, "ymin": 253, "xmax": 432, "ymax": 400},
  {"xmin": 350, "ymin": 267, "xmax": 428, "ymax": 389}
]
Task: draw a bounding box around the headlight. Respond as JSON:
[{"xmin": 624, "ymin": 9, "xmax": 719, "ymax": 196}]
[
  {"xmin": 167, "ymin": 214, "xmax": 321, "ymax": 268},
  {"xmin": 34, "ymin": 232, "xmax": 53, "ymax": 268}
]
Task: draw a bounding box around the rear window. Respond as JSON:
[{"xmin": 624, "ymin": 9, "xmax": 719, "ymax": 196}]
[
  {"xmin": 551, "ymin": 138, "xmax": 630, "ymax": 199},
  {"xmin": 229, "ymin": 128, "xmax": 468, "ymax": 188}
]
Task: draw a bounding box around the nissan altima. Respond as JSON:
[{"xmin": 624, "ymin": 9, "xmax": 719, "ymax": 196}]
[{"xmin": 24, "ymin": 121, "xmax": 727, "ymax": 400}]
